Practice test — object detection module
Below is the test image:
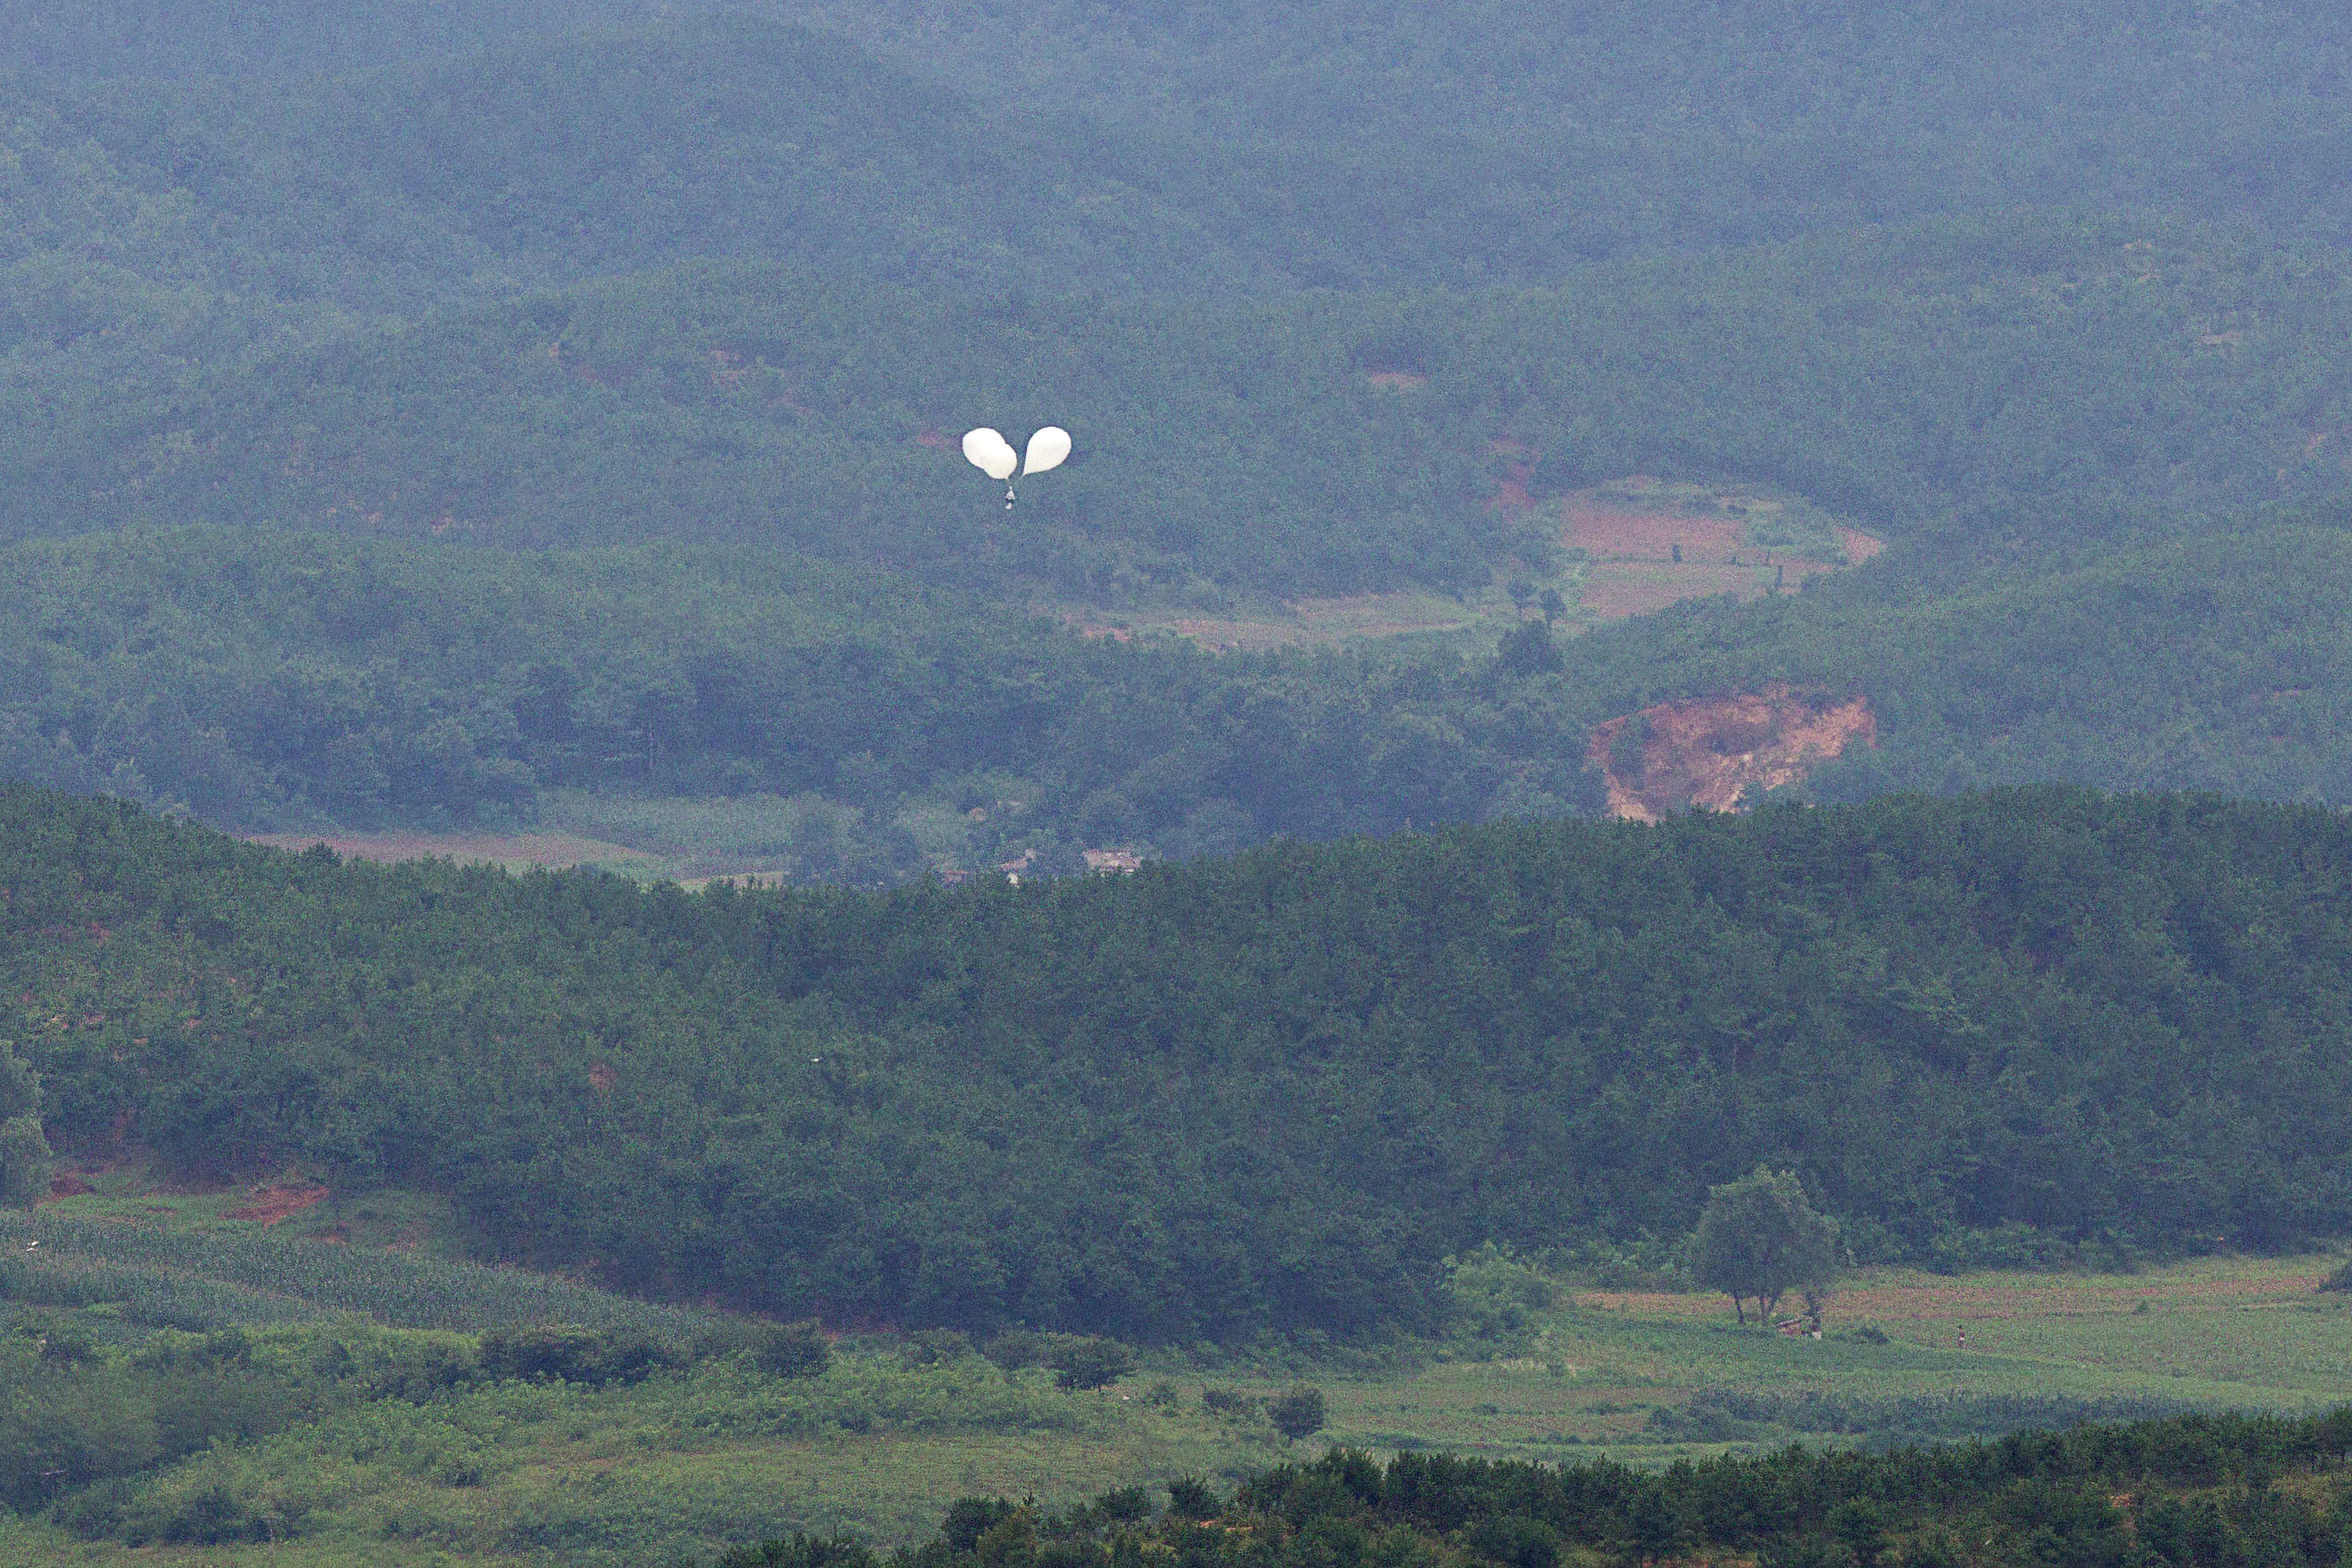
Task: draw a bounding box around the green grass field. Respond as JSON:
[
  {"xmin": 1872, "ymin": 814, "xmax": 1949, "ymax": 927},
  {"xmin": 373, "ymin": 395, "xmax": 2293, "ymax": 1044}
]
[
  {"xmin": 1289, "ymin": 1256, "xmax": 2352, "ymax": 1468},
  {"xmin": 7, "ymin": 1182, "xmax": 2352, "ymax": 1566}
]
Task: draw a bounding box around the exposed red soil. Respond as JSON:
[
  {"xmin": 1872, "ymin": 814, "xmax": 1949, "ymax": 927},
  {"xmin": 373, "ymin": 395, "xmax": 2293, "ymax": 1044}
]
[
  {"xmin": 914, "ymin": 428, "xmax": 955, "ymax": 451},
  {"xmin": 224, "ymin": 1183, "xmax": 331, "ymax": 1225},
  {"xmin": 1487, "ymin": 444, "xmax": 1537, "ymax": 519},
  {"xmin": 1836, "ymin": 526, "xmax": 1885, "ymax": 563},
  {"xmin": 588, "ymin": 1062, "xmax": 617, "ymax": 1093},
  {"xmin": 1590, "ymin": 685, "xmax": 1878, "ymax": 821},
  {"xmin": 1561, "ymin": 492, "xmax": 1884, "ymax": 623},
  {"xmin": 1365, "ymin": 370, "xmax": 1428, "ymax": 391},
  {"xmin": 1565, "ymin": 495, "xmax": 1749, "ymax": 562},
  {"xmin": 1577, "ymin": 564, "xmax": 1770, "ymax": 620},
  {"xmin": 1053, "ymin": 610, "xmax": 1135, "ymax": 642}
]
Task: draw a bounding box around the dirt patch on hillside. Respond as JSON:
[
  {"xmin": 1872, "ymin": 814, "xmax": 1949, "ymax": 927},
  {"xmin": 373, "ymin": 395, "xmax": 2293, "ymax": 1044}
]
[
  {"xmin": 1577, "ymin": 563, "xmax": 1772, "ymax": 620},
  {"xmin": 1561, "ymin": 494, "xmax": 1872, "ymax": 620},
  {"xmin": 1487, "ymin": 443, "xmax": 1537, "ymax": 519},
  {"xmin": 225, "ymin": 1183, "xmax": 330, "ymax": 1226},
  {"xmin": 1566, "ymin": 494, "xmax": 1750, "ymax": 562},
  {"xmin": 242, "ymin": 830, "xmax": 658, "ymax": 871},
  {"xmin": 1559, "ymin": 483, "xmax": 1882, "ymax": 623},
  {"xmin": 1590, "ymin": 685, "xmax": 1876, "ymax": 821},
  {"xmin": 1836, "ymin": 526, "xmax": 1885, "ymax": 563}
]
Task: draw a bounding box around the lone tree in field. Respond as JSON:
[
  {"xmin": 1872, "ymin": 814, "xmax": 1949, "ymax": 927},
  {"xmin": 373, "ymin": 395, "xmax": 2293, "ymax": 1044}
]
[
  {"xmin": 0, "ymin": 1040, "xmax": 50, "ymax": 1209},
  {"xmin": 1268, "ymin": 1383, "xmax": 1328, "ymax": 1442},
  {"xmin": 1689, "ymin": 1165, "xmax": 1839, "ymax": 1325}
]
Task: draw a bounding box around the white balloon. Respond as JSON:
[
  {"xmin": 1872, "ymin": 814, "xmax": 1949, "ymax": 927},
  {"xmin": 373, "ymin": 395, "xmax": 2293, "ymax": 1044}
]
[
  {"xmin": 962, "ymin": 428, "xmax": 1018, "ymax": 481},
  {"xmin": 1023, "ymin": 426, "xmax": 1072, "ymax": 476}
]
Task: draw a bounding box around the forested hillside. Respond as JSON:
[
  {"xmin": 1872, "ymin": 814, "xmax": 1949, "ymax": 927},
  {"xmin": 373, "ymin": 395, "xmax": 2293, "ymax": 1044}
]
[
  {"xmin": 0, "ymin": 529, "xmax": 1600, "ymax": 853},
  {"xmin": 21, "ymin": 213, "xmax": 2348, "ymax": 592},
  {"xmin": 9, "ymin": 1, "xmax": 2352, "ymax": 849},
  {"xmin": 23, "ymin": 523, "xmax": 2352, "ymax": 862},
  {"xmin": 9, "ymin": 784, "xmax": 2350, "ymax": 1339}
]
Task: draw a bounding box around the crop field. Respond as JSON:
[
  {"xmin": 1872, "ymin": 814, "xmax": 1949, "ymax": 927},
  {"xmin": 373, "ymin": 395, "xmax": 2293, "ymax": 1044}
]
[{"xmin": 0, "ymin": 1211, "xmax": 710, "ymax": 1338}]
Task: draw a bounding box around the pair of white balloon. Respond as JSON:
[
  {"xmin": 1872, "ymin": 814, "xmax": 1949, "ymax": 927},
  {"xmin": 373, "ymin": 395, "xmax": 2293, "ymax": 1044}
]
[{"xmin": 963, "ymin": 425, "xmax": 1070, "ymax": 483}]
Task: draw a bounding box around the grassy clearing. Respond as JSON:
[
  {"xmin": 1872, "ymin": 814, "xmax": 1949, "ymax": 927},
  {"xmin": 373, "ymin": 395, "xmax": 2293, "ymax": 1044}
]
[{"xmin": 1250, "ymin": 1255, "xmax": 2352, "ymax": 1470}]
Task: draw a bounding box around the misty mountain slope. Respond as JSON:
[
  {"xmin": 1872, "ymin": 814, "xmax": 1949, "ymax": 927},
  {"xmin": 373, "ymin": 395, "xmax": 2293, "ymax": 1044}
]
[
  {"xmin": 0, "ymin": 0, "xmax": 666, "ymax": 80},
  {"xmin": 8, "ymin": 1, "xmax": 2352, "ymax": 849},
  {"xmin": 17, "ymin": 214, "xmax": 2350, "ymax": 591},
  {"xmin": 775, "ymin": 0, "xmax": 2352, "ymax": 249}
]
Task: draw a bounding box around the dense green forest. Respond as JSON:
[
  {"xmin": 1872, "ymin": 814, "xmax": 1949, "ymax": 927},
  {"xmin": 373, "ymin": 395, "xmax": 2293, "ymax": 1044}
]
[
  {"xmin": 851, "ymin": 1417, "xmax": 2352, "ymax": 1568},
  {"xmin": 20, "ymin": 212, "xmax": 2347, "ymax": 592},
  {"xmin": 7, "ymin": 3, "xmax": 2352, "ymax": 838},
  {"xmin": 8, "ymin": 783, "xmax": 2351, "ymax": 1339},
  {"xmin": 0, "ymin": 529, "xmax": 1604, "ymax": 853},
  {"xmin": 24, "ymin": 521, "xmax": 2352, "ymax": 865},
  {"xmin": 16, "ymin": 205, "xmax": 2352, "ymax": 845}
]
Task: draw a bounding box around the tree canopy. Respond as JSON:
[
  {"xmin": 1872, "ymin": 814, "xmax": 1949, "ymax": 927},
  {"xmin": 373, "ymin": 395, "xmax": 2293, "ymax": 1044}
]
[
  {"xmin": 1690, "ymin": 1166, "xmax": 1841, "ymax": 1325},
  {"xmin": 7, "ymin": 783, "xmax": 2352, "ymax": 1339}
]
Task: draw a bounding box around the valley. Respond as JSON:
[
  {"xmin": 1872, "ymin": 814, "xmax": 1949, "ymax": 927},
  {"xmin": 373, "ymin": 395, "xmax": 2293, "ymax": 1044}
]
[{"xmin": 8, "ymin": 3, "xmax": 2352, "ymax": 1563}]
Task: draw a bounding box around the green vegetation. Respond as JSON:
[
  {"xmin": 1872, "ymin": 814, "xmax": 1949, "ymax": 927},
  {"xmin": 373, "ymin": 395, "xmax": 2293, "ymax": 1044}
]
[
  {"xmin": 5, "ymin": 1, "xmax": 2352, "ymax": 843},
  {"xmin": 1691, "ymin": 1169, "xmax": 1842, "ymax": 1328},
  {"xmin": 6, "ymin": 1199, "xmax": 2352, "ymax": 1564},
  {"xmin": 12, "ymin": 210, "xmax": 2352, "ymax": 848},
  {"xmin": 12, "ymin": 5, "xmax": 2352, "ymax": 1561},
  {"xmin": 842, "ymin": 1413, "xmax": 2352, "ymax": 1568},
  {"xmin": 0, "ymin": 1039, "xmax": 48, "ymax": 1206},
  {"xmin": 0, "ymin": 527, "xmax": 1600, "ymax": 858},
  {"xmin": 8, "ymin": 781, "xmax": 2352, "ymax": 1343}
]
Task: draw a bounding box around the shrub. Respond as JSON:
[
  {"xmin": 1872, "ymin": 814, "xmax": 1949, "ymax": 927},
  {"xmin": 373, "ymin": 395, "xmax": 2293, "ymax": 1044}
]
[
  {"xmin": 903, "ymin": 1328, "xmax": 971, "ymax": 1365},
  {"xmin": 1201, "ymin": 1385, "xmax": 1260, "ymax": 1420},
  {"xmin": 478, "ymin": 1324, "xmax": 673, "ymax": 1385},
  {"xmin": 755, "ymin": 1322, "xmax": 832, "ymax": 1379},
  {"xmin": 982, "ymin": 1330, "xmax": 1044, "ymax": 1373},
  {"xmin": 720, "ymin": 1534, "xmax": 876, "ymax": 1568},
  {"xmin": 1446, "ymin": 1242, "xmax": 1556, "ymax": 1337},
  {"xmin": 940, "ymin": 1498, "xmax": 1023, "ymax": 1552},
  {"xmin": 1166, "ymin": 1478, "xmax": 1219, "ymax": 1519},
  {"xmin": 1048, "ymin": 1336, "xmax": 1136, "ymax": 1390}
]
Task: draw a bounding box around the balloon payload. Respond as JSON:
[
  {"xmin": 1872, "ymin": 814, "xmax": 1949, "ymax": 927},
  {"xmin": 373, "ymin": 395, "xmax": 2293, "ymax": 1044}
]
[{"xmin": 963, "ymin": 425, "xmax": 1070, "ymax": 508}]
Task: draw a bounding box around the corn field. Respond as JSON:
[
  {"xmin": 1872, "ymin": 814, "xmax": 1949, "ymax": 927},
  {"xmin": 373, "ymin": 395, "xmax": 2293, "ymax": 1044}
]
[{"xmin": 0, "ymin": 1212, "xmax": 711, "ymax": 1338}]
